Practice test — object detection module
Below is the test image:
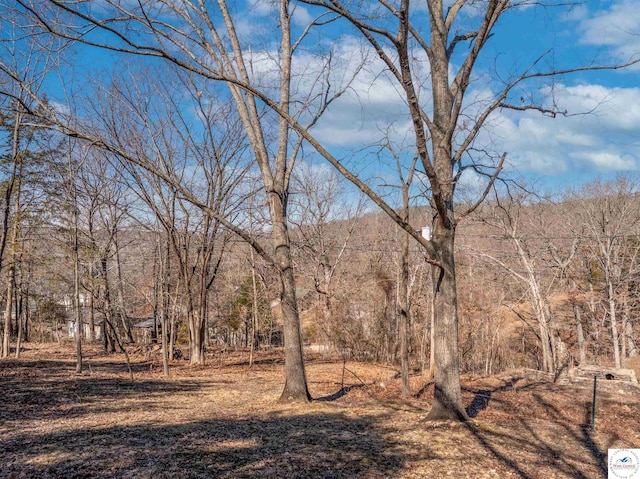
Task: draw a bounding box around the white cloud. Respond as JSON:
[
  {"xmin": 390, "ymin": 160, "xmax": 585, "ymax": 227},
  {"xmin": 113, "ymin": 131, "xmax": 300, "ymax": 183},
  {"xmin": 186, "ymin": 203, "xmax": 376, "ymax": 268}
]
[
  {"xmin": 305, "ymin": 49, "xmax": 640, "ymax": 180},
  {"xmin": 547, "ymin": 84, "xmax": 640, "ymax": 131},
  {"xmin": 233, "ymin": 18, "xmax": 269, "ymax": 43},
  {"xmin": 561, "ymin": 4, "xmax": 588, "ymax": 23},
  {"xmin": 295, "ymin": 45, "xmax": 640, "ymax": 181},
  {"xmin": 291, "ymin": 5, "xmax": 313, "ymax": 27},
  {"xmin": 302, "ymin": 40, "xmax": 430, "ymax": 147},
  {"xmin": 456, "ymin": 169, "xmax": 490, "ymax": 202},
  {"xmin": 577, "ymin": 0, "xmax": 640, "ymax": 64},
  {"xmin": 493, "ymin": 84, "xmax": 640, "ymax": 176},
  {"xmin": 247, "ymin": 0, "xmax": 277, "ymax": 17},
  {"xmin": 49, "ymin": 100, "xmax": 72, "ymax": 117},
  {"xmin": 571, "ymin": 151, "xmax": 637, "ymax": 171}
]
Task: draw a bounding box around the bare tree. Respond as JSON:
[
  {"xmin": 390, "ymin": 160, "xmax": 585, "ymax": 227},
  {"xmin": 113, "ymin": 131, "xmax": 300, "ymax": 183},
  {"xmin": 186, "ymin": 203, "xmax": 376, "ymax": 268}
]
[
  {"xmin": 474, "ymin": 192, "xmax": 564, "ymax": 374},
  {"xmin": 0, "ymin": 106, "xmax": 25, "ymax": 358},
  {"xmin": 92, "ymin": 70, "xmax": 252, "ymax": 365},
  {"xmin": 374, "ymin": 130, "xmax": 421, "ymax": 396},
  {"xmin": 5, "ymin": 0, "xmax": 363, "ymax": 402},
  {"xmin": 289, "ymin": 0, "xmax": 638, "ymax": 418},
  {"xmin": 289, "ymin": 162, "xmax": 364, "ymax": 350},
  {"xmin": 573, "ymin": 178, "xmax": 640, "ymax": 368},
  {"xmin": 0, "ymin": 18, "xmax": 61, "ymax": 357}
]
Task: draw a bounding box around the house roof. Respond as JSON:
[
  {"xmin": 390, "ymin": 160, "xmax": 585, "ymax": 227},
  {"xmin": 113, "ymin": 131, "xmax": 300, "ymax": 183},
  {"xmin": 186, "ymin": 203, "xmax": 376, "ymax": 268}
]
[{"xmin": 132, "ymin": 318, "xmax": 156, "ymax": 328}]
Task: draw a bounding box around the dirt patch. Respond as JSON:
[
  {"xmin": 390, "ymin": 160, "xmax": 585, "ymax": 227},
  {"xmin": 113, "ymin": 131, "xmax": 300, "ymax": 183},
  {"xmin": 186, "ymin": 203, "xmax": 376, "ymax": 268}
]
[{"xmin": 1, "ymin": 344, "xmax": 638, "ymax": 478}]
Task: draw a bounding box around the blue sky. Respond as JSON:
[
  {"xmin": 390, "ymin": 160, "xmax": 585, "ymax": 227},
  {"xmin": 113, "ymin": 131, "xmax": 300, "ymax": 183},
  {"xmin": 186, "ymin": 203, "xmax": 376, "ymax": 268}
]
[
  {"xmin": 239, "ymin": 0, "xmax": 640, "ymax": 192},
  {"xmin": 3, "ymin": 0, "xmax": 639, "ymax": 197}
]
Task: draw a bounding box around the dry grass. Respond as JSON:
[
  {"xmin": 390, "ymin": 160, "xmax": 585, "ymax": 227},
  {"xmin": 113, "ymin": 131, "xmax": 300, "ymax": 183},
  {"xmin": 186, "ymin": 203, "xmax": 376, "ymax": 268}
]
[{"xmin": 1, "ymin": 343, "xmax": 639, "ymax": 478}]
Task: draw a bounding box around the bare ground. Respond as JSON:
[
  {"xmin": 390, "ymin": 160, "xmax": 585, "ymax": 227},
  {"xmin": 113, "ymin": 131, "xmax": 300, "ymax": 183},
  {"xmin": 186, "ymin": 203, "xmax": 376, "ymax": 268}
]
[{"xmin": 1, "ymin": 344, "xmax": 638, "ymax": 478}]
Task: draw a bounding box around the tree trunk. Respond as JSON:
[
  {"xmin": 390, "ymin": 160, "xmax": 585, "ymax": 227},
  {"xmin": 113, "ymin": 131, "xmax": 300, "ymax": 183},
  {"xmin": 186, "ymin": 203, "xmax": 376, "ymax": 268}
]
[
  {"xmin": 2, "ymin": 266, "xmax": 14, "ymax": 358},
  {"xmin": 428, "ymin": 305, "xmax": 435, "ymax": 380},
  {"xmin": 15, "ymin": 293, "xmax": 23, "ymax": 359},
  {"xmin": 607, "ymin": 277, "xmax": 621, "ymax": 368},
  {"xmin": 89, "ymin": 264, "xmax": 96, "ymax": 342},
  {"xmin": 0, "ymin": 109, "xmax": 23, "ymax": 357},
  {"xmin": 249, "ymin": 249, "xmax": 258, "ymax": 368},
  {"xmin": 169, "ymin": 285, "xmax": 177, "ymax": 361},
  {"xmin": 621, "ymin": 296, "xmax": 629, "ymax": 366},
  {"xmin": 161, "ymin": 235, "xmax": 170, "ymax": 376},
  {"xmin": 622, "ymin": 295, "xmax": 637, "ymax": 361},
  {"xmin": 626, "ymin": 319, "xmax": 637, "ymax": 358},
  {"xmin": 22, "ymin": 260, "xmax": 30, "ymax": 343},
  {"xmin": 189, "ymin": 310, "xmax": 206, "ymax": 365},
  {"xmin": 271, "ymin": 195, "xmax": 310, "ymax": 403},
  {"xmin": 574, "ymin": 303, "xmax": 586, "ymax": 365},
  {"xmin": 190, "ymin": 224, "xmax": 215, "ymax": 366},
  {"xmin": 425, "ymin": 224, "xmax": 467, "ymax": 421},
  {"xmin": 73, "ymin": 193, "xmax": 83, "ymax": 373},
  {"xmin": 588, "ymin": 283, "xmax": 600, "ymax": 358},
  {"xmin": 399, "ymin": 227, "xmax": 411, "ymax": 396},
  {"xmin": 101, "ymin": 257, "xmax": 116, "ymax": 353},
  {"xmin": 114, "ymin": 232, "xmax": 134, "ymax": 343}
]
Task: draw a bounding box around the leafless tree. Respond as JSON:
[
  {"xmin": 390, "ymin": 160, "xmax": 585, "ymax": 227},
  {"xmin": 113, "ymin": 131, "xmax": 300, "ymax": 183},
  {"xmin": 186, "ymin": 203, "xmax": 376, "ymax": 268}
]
[
  {"xmin": 474, "ymin": 192, "xmax": 565, "ymax": 374},
  {"xmin": 290, "ymin": 0, "xmax": 639, "ymax": 418},
  {"xmin": 4, "ymin": 0, "xmax": 363, "ymax": 402},
  {"xmin": 0, "ymin": 6, "xmax": 62, "ymax": 358},
  {"xmin": 573, "ymin": 178, "xmax": 640, "ymax": 368},
  {"xmin": 91, "ymin": 70, "xmax": 252, "ymax": 366},
  {"xmin": 373, "ymin": 129, "xmax": 421, "ymax": 395},
  {"xmin": 289, "ymin": 162, "xmax": 364, "ymax": 349}
]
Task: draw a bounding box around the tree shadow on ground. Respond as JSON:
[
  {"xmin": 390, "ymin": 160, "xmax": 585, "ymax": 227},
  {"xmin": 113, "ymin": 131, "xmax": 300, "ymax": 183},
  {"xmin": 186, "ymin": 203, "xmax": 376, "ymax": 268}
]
[
  {"xmin": 0, "ymin": 359, "xmax": 203, "ymax": 422},
  {"xmin": 1, "ymin": 355, "xmax": 163, "ymax": 376},
  {"xmin": 315, "ymin": 383, "xmax": 367, "ymax": 401},
  {"xmin": 4, "ymin": 354, "xmax": 635, "ymax": 478},
  {"xmin": 414, "ymin": 381, "xmax": 433, "ymax": 399},
  {"xmin": 458, "ymin": 378, "xmax": 619, "ymax": 479},
  {"xmin": 0, "ymin": 412, "xmax": 410, "ymax": 479},
  {"xmin": 464, "ymin": 377, "xmax": 521, "ymax": 418},
  {"xmin": 0, "ymin": 357, "xmax": 419, "ymax": 478}
]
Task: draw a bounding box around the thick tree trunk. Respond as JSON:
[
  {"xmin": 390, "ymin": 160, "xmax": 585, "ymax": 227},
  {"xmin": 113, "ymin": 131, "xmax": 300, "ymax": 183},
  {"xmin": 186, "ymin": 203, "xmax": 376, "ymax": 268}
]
[
  {"xmin": 271, "ymin": 195, "xmax": 310, "ymax": 403},
  {"xmin": 425, "ymin": 224, "xmax": 467, "ymax": 421},
  {"xmin": 189, "ymin": 311, "xmax": 206, "ymax": 365},
  {"xmin": 427, "ymin": 306, "xmax": 435, "ymax": 380}
]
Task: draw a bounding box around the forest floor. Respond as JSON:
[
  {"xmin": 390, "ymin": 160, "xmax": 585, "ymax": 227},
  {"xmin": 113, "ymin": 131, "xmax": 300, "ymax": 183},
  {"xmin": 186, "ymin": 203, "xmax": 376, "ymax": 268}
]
[{"xmin": 1, "ymin": 344, "xmax": 639, "ymax": 478}]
